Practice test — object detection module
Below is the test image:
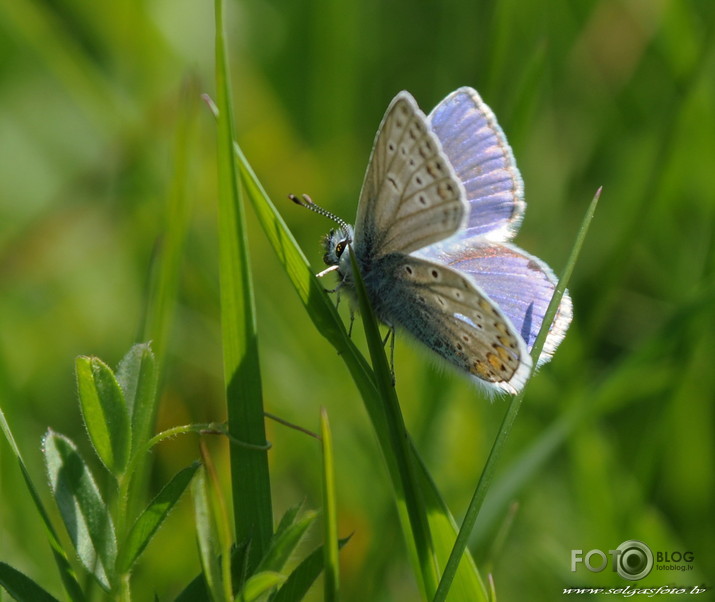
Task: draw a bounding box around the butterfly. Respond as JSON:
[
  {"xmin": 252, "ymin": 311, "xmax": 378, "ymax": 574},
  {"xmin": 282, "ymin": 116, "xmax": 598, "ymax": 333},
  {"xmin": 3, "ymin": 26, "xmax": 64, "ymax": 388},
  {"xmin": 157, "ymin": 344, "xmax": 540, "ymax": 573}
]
[{"xmin": 291, "ymin": 87, "xmax": 572, "ymax": 395}]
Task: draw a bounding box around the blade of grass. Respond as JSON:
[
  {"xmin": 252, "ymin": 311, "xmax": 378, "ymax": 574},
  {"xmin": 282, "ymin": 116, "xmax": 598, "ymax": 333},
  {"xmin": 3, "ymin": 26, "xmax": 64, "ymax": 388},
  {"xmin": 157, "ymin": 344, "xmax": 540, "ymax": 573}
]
[
  {"xmin": 271, "ymin": 538, "xmax": 350, "ymax": 602},
  {"xmin": 233, "ymin": 142, "xmax": 488, "ymax": 600},
  {"xmin": 239, "ymin": 571, "xmax": 287, "ymax": 601},
  {"xmin": 192, "ymin": 466, "xmax": 225, "ymax": 602},
  {"xmin": 0, "ymin": 563, "xmax": 61, "ymax": 602},
  {"xmin": 117, "ymin": 462, "xmax": 200, "ymax": 572},
  {"xmin": 348, "ymin": 248, "xmax": 438, "ymax": 597},
  {"xmin": 214, "ymin": 0, "xmax": 272, "ymax": 567},
  {"xmin": 432, "ymin": 187, "xmax": 601, "ymax": 602},
  {"xmin": 127, "ymin": 78, "xmax": 196, "ymax": 534},
  {"xmin": 320, "ymin": 408, "xmax": 339, "ymax": 601},
  {"xmin": 141, "ymin": 77, "xmax": 198, "ymax": 369},
  {"xmin": 0, "ymin": 409, "xmax": 86, "ymax": 602}
]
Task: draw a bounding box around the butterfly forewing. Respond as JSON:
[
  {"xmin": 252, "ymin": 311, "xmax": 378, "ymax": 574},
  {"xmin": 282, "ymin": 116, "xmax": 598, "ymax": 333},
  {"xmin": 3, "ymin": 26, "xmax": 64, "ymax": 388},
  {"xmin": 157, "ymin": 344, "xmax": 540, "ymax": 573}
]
[
  {"xmin": 354, "ymin": 92, "xmax": 467, "ymax": 258},
  {"xmin": 428, "ymin": 87, "xmax": 525, "ymax": 242},
  {"xmin": 372, "ymin": 253, "xmax": 532, "ymax": 393}
]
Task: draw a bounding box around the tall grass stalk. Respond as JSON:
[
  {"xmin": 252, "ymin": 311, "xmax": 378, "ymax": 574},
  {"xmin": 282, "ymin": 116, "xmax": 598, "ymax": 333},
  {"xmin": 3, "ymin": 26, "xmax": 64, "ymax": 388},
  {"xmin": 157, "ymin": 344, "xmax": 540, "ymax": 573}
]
[
  {"xmin": 432, "ymin": 187, "xmax": 601, "ymax": 601},
  {"xmin": 213, "ymin": 0, "xmax": 272, "ymax": 569}
]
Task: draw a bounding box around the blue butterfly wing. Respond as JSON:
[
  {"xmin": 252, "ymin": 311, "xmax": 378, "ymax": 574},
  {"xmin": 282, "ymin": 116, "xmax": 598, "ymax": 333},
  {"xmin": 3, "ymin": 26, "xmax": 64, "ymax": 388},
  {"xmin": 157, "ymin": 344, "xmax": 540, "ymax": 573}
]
[
  {"xmin": 428, "ymin": 87, "xmax": 525, "ymax": 242},
  {"xmin": 415, "ymin": 240, "xmax": 572, "ymax": 365}
]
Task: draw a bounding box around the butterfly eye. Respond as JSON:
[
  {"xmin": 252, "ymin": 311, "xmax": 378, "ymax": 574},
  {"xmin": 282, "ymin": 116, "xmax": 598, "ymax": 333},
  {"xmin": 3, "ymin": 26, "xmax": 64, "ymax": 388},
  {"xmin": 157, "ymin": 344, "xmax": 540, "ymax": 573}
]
[{"xmin": 335, "ymin": 241, "xmax": 346, "ymax": 257}]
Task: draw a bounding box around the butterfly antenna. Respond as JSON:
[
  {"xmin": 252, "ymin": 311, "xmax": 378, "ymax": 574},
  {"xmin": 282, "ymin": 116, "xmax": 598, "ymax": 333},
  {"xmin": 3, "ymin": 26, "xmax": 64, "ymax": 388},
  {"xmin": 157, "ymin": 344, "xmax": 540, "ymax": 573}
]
[{"xmin": 289, "ymin": 194, "xmax": 351, "ymax": 232}]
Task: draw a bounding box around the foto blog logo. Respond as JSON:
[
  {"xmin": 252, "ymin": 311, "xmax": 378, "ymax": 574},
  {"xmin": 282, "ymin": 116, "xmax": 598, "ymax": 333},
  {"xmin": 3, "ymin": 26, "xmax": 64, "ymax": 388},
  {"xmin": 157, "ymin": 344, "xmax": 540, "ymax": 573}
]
[{"xmin": 571, "ymin": 540, "xmax": 654, "ymax": 581}]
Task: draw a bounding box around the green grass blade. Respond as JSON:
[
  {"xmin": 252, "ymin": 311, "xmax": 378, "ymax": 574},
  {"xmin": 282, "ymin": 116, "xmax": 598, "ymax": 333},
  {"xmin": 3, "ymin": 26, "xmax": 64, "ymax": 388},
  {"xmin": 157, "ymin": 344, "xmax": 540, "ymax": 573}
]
[
  {"xmin": 118, "ymin": 462, "xmax": 200, "ymax": 572},
  {"xmin": 413, "ymin": 454, "xmax": 487, "ymax": 599},
  {"xmin": 320, "ymin": 408, "xmax": 339, "ymax": 601},
  {"xmin": 75, "ymin": 355, "xmax": 131, "ymax": 476},
  {"xmin": 213, "ymin": 0, "xmax": 272, "ymax": 566},
  {"xmin": 0, "ymin": 562, "xmax": 61, "ymax": 602},
  {"xmin": 256, "ymin": 511, "xmax": 317, "ymax": 574},
  {"xmin": 270, "ymin": 538, "xmax": 350, "ymax": 602},
  {"xmin": 272, "ymin": 501, "xmax": 305, "ymax": 541},
  {"xmin": 433, "ymin": 188, "xmax": 601, "ymax": 602},
  {"xmin": 348, "ymin": 249, "xmax": 438, "ymax": 597},
  {"xmin": 141, "ymin": 79, "xmax": 198, "ymax": 369},
  {"xmin": 232, "ymin": 142, "xmax": 366, "ymax": 369},
  {"xmin": 238, "ymin": 571, "xmax": 286, "ymax": 602},
  {"xmin": 191, "ymin": 466, "xmax": 225, "ymax": 602},
  {"xmin": 43, "ymin": 430, "xmax": 117, "ymax": 592},
  {"xmin": 234, "ymin": 144, "xmax": 487, "ymax": 600},
  {"xmin": 0, "ymin": 409, "xmax": 86, "ymax": 602}
]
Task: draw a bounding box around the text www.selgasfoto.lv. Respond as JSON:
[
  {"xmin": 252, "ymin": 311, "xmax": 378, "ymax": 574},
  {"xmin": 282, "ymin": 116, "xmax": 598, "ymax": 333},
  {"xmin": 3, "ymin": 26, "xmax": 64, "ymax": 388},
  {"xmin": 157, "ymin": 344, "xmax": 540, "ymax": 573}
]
[{"xmin": 562, "ymin": 585, "xmax": 708, "ymax": 597}]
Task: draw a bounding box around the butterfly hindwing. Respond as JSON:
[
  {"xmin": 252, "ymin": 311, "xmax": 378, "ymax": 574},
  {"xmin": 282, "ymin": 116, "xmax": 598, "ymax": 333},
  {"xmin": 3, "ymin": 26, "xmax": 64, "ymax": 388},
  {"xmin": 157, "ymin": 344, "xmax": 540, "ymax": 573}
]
[
  {"xmin": 354, "ymin": 92, "xmax": 467, "ymax": 258},
  {"xmin": 370, "ymin": 253, "xmax": 532, "ymax": 393},
  {"xmin": 416, "ymin": 239, "xmax": 572, "ymax": 366}
]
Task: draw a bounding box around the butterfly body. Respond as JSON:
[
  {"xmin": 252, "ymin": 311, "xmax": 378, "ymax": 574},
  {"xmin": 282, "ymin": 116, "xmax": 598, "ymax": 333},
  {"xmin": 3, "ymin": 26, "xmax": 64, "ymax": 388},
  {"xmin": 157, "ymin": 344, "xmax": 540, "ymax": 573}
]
[{"xmin": 309, "ymin": 87, "xmax": 572, "ymax": 395}]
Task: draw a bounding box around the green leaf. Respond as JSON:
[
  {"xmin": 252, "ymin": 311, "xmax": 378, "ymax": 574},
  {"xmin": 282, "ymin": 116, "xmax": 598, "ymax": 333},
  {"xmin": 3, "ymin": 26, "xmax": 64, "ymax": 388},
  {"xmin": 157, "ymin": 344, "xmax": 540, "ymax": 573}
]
[
  {"xmin": 214, "ymin": 0, "xmax": 272, "ymax": 571},
  {"xmin": 43, "ymin": 430, "xmax": 117, "ymax": 591},
  {"xmin": 256, "ymin": 510, "xmax": 317, "ymax": 574},
  {"xmin": 192, "ymin": 466, "xmax": 224, "ymax": 602},
  {"xmin": 237, "ymin": 571, "xmax": 286, "ymax": 602},
  {"xmin": 320, "ymin": 408, "xmax": 339, "ymax": 601},
  {"xmin": 0, "ymin": 408, "xmax": 86, "ymax": 602},
  {"xmin": 0, "ymin": 562, "xmax": 61, "ymax": 602},
  {"xmin": 115, "ymin": 342, "xmax": 157, "ymax": 457},
  {"xmin": 75, "ymin": 355, "xmax": 130, "ymax": 475},
  {"xmin": 272, "ymin": 500, "xmax": 305, "ymax": 542},
  {"xmin": 118, "ymin": 462, "xmax": 200, "ymax": 572},
  {"xmin": 271, "ymin": 538, "xmax": 350, "ymax": 602}
]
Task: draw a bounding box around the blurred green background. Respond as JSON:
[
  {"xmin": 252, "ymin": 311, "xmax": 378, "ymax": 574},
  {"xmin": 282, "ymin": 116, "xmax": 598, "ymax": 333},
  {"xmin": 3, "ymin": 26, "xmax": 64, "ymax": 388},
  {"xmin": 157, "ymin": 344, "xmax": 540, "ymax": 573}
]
[{"xmin": 1, "ymin": 0, "xmax": 713, "ymax": 599}]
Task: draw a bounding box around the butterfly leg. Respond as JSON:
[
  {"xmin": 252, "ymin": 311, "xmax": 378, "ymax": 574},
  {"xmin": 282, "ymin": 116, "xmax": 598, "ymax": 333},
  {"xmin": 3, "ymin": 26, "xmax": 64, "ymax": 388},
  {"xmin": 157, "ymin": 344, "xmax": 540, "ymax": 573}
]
[
  {"xmin": 381, "ymin": 326, "xmax": 397, "ymax": 386},
  {"xmin": 347, "ymin": 307, "xmax": 356, "ymax": 338}
]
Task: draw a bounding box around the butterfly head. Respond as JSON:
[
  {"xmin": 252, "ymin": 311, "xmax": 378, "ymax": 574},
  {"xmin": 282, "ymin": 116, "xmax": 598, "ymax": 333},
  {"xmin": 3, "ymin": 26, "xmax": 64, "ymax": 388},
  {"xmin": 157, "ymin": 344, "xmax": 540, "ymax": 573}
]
[
  {"xmin": 289, "ymin": 193, "xmax": 354, "ymax": 267},
  {"xmin": 321, "ymin": 226, "xmax": 354, "ymax": 266}
]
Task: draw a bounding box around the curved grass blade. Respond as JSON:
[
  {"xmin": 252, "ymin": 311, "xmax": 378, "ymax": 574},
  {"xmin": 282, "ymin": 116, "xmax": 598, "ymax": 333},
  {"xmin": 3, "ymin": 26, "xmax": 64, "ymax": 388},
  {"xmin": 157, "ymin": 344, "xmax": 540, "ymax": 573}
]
[
  {"xmin": 256, "ymin": 511, "xmax": 317, "ymax": 574},
  {"xmin": 118, "ymin": 462, "xmax": 200, "ymax": 572},
  {"xmin": 234, "ymin": 143, "xmax": 488, "ymax": 600},
  {"xmin": 239, "ymin": 571, "xmax": 286, "ymax": 602},
  {"xmin": 269, "ymin": 537, "xmax": 350, "ymax": 602},
  {"xmin": 191, "ymin": 466, "xmax": 225, "ymax": 602},
  {"xmin": 433, "ymin": 188, "xmax": 601, "ymax": 602},
  {"xmin": 0, "ymin": 563, "xmax": 61, "ymax": 602},
  {"xmin": 0, "ymin": 409, "xmax": 86, "ymax": 602},
  {"xmin": 348, "ymin": 249, "xmax": 438, "ymax": 597},
  {"xmin": 43, "ymin": 430, "xmax": 117, "ymax": 591}
]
